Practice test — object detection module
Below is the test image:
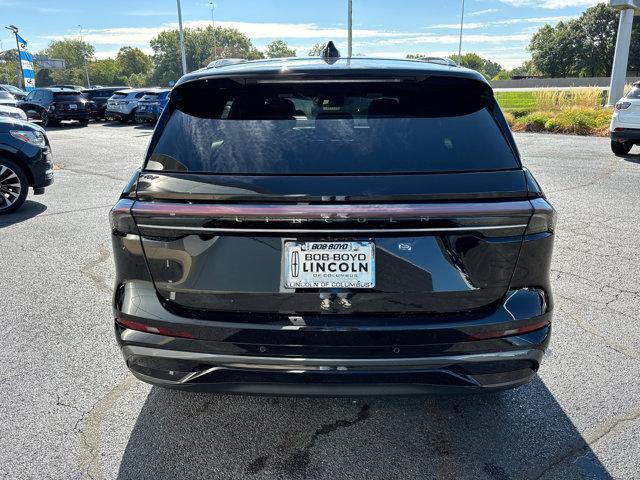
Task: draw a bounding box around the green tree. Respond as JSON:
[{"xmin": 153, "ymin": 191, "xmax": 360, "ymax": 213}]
[
  {"xmin": 150, "ymin": 26, "xmax": 262, "ymax": 85},
  {"xmin": 45, "ymin": 39, "xmax": 94, "ymax": 70},
  {"xmin": 408, "ymin": 52, "xmax": 503, "ymax": 80},
  {"xmin": 511, "ymin": 60, "xmax": 539, "ymax": 77},
  {"xmin": 42, "ymin": 38, "xmax": 95, "ymax": 86},
  {"xmin": 308, "ymin": 43, "xmax": 326, "ymax": 56},
  {"xmin": 529, "ymin": 22, "xmax": 582, "ymax": 77},
  {"xmin": 528, "ymin": 3, "xmax": 625, "ymax": 78},
  {"xmin": 492, "ymin": 70, "xmax": 511, "ymax": 81},
  {"xmin": 116, "ymin": 47, "xmax": 152, "ymax": 77},
  {"xmin": 578, "ymin": 3, "xmax": 618, "ymax": 76},
  {"xmin": 0, "ymin": 49, "xmax": 20, "ymax": 85},
  {"xmin": 88, "ymin": 59, "xmax": 124, "ymax": 86},
  {"xmin": 265, "ymin": 40, "xmax": 297, "ymax": 58}
]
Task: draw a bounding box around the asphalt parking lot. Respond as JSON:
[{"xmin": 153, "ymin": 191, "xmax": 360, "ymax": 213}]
[{"xmin": 1, "ymin": 122, "xmax": 639, "ymax": 480}]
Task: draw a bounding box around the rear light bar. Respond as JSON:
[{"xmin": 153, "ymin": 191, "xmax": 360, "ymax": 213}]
[
  {"xmin": 525, "ymin": 198, "xmax": 556, "ymax": 235},
  {"xmin": 131, "ymin": 200, "xmax": 533, "ymax": 235},
  {"xmin": 109, "ymin": 199, "xmax": 138, "ymax": 236},
  {"xmin": 131, "ymin": 201, "xmax": 533, "ymax": 219},
  {"xmin": 116, "ymin": 318, "xmax": 196, "ymax": 339}
]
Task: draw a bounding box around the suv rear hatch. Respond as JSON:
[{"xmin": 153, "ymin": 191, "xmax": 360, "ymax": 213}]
[
  {"xmin": 129, "ymin": 75, "xmax": 536, "ymax": 316},
  {"xmin": 53, "ymin": 92, "xmax": 88, "ymax": 112}
]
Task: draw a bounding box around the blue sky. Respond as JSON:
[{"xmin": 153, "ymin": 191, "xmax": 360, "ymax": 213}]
[{"xmin": 1, "ymin": 0, "xmax": 601, "ymax": 69}]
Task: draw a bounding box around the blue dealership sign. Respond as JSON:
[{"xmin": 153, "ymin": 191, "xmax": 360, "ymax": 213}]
[{"xmin": 16, "ymin": 34, "xmax": 35, "ymax": 92}]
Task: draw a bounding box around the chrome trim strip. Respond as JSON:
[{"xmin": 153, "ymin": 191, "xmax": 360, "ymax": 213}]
[
  {"xmin": 122, "ymin": 345, "xmax": 543, "ymax": 368},
  {"xmin": 136, "ymin": 224, "xmax": 528, "ymax": 234}
]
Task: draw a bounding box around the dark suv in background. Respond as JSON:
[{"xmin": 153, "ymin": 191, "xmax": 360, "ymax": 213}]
[
  {"xmin": 83, "ymin": 87, "xmax": 129, "ymax": 120},
  {"xmin": 110, "ymin": 55, "xmax": 556, "ymax": 395},
  {"xmin": 0, "ymin": 116, "xmax": 53, "ymax": 213},
  {"xmin": 18, "ymin": 88, "xmax": 90, "ymax": 127}
]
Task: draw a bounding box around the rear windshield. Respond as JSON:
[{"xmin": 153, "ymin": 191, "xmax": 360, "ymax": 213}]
[
  {"xmin": 0, "ymin": 91, "xmax": 13, "ymax": 99},
  {"xmin": 627, "ymin": 87, "xmax": 640, "ymax": 99},
  {"xmin": 146, "ymin": 78, "xmax": 517, "ymax": 175},
  {"xmin": 111, "ymin": 93, "xmax": 128, "ymax": 99},
  {"xmin": 53, "ymin": 92, "xmax": 83, "ymax": 101}
]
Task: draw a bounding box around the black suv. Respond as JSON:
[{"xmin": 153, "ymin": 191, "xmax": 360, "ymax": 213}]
[
  {"xmin": 110, "ymin": 56, "xmax": 556, "ymax": 395},
  {"xmin": 0, "ymin": 116, "xmax": 53, "ymax": 213},
  {"xmin": 82, "ymin": 87, "xmax": 129, "ymax": 120},
  {"xmin": 18, "ymin": 87, "xmax": 90, "ymax": 127}
]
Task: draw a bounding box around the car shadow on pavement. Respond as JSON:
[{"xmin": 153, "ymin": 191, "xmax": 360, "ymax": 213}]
[
  {"xmin": 0, "ymin": 200, "xmax": 47, "ymax": 227},
  {"xmin": 116, "ymin": 377, "xmax": 612, "ymax": 480},
  {"xmin": 620, "ymin": 153, "xmax": 640, "ymax": 165}
]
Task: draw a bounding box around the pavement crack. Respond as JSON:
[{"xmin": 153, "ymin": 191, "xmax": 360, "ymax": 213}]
[
  {"xmin": 546, "ymin": 158, "xmax": 619, "ymax": 194},
  {"xmin": 557, "ymin": 296, "xmax": 640, "ymax": 360},
  {"xmin": 527, "ymin": 406, "xmax": 640, "ymax": 480},
  {"xmin": 80, "ymin": 243, "xmax": 113, "ymax": 295},
  {"xmin": 58, "ymin": 166, "xmax": 130, "ymax": 182},
  {"xmin": 76, "ymin": 375, "xmax": 136, "ymax": 480},
  {"xmin": 272, "ymin": 403, "xmax": 370, "ymax": 479}
]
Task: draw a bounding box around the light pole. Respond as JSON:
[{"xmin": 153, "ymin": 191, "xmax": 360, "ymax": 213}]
[
  {"xmin": 78, "ymin": 25, "xmax": 91, "ymax": 87},
  {"xmin": 458, "ymin": 0, "xmax": 465, "ymax": 59},
  {"xmin": 209, "ymin": 1, "xmax": 217, "ymax": 61},
  {"xmin": 347, "ymin": 0, "xmax": 353, "ymax": 58},
  {"xmin": 177, "ymin": 0, "xmax": 188, "ymax": 75},
  {"xmin": 5, "ymin": 25, "xmax": 23, "ymax": 89},
  {"xmin": 608, "ymin": 1, "xmax": 640, "ymax": 105}
]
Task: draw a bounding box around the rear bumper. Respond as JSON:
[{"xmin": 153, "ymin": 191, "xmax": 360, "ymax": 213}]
[
  {"xmin": 119, "ymin": 341, "xmax": 546, "ymax": 395},
  {"xmin": 134, "ymin": 111, "xmax": 158, "ymax": 122},
  {"xmin": 114, "ymin": 281, "xmax": 552, "ymax": 395},
  {"xmin": 610, "ymin": 129, "xmax": 640, "ymax": 142},
  {"xmin": 50, "ymin": 112, "xmax": 90, "ymax": 121},
  {"xmin": 106, "ymin": 109, "xmax": 133, "ymax": 120}
]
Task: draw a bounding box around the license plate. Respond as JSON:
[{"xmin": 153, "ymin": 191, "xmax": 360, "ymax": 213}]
[
  {"xmin": 139, "ymin": 105, "xmax": 146, "ymax": 110},
  {"xmin": 69, "ymin": 104, "xmax": 77, "ymax": 110},
  {"xmin": 283, "ymin": 241, "xmax": 375, "ymax": 289}
]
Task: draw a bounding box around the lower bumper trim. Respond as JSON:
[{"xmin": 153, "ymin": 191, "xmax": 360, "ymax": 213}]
[{"xmin": 122, "ymin": 345, "xmax": 543, "ymax": 370}]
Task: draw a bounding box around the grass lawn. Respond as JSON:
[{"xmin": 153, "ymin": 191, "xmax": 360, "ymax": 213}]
[{"xmin": 495, "ymin": 91, "xmax": 537, "ymax": 114}]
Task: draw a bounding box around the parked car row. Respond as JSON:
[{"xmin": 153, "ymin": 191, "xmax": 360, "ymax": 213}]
[{"xmin": 0, "ymin": 85, "xmax": 171, "ymax": 128}]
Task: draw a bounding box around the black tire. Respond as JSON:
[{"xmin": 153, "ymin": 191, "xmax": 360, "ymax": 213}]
[
  {"xmin": 611, "ymin": 140, "xmax": 633, "ymax": 156},
  {"xmin": 0, "ymin": 157, "xmax": 29, "ymax": 214},
  {"xmin": 40, "ymin": 110, "xmax": 51, "ymax": 127},
  {"xmin": 79, "ymin": 119, "xmax": 89, "ymax": 127}
]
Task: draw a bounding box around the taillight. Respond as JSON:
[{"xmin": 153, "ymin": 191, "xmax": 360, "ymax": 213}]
[
  {"xmin": 116, "ymin": 318, "xmax": 196, "ymax": 339},
  {"xmin": 525, "ymin": 198, "xmax": 556, "ymax": 235},
  {"xmin": 109, "ymin": 199, "xmax": 138, "ymax": 236},
  {"xmin": 615, "ymin": 102, "xmax": 631, "ymax": 111}
]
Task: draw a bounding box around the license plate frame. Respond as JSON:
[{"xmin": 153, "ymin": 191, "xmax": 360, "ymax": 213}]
[{"xmin": 283, "ymin": 241, "xmax": 375, "ymax": 289}]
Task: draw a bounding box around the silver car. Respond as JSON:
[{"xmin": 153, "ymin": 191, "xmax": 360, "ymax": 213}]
[{"xmin": 105, "ymin": 89, "xmax": 149, "ymax": 123}]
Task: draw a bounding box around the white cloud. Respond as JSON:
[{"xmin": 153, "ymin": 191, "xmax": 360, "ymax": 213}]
[
  {"xmin": 427, "ymin": 15, "xmax": 577, "ymax": 30},
  {"xmin": 498, "ymin": 0, "xmax": 599, "ymax": 8},
  {"xmin": 43, "ymin": 21, "xmax": 422, "ymax": 47},
  {"xmin": 469, "ymin": 9, "xmax": 499, "ymax": 17}
]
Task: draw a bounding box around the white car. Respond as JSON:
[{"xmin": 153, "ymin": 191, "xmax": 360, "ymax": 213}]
[
  {"xmin": 0, "ymin": 104, "xmax": 28, "ymax": 121},
  {"xmin": 610, "ymin": 83, "xmax": 640, "ymax": 155},
  {"xmin": 105, "ymin": 88, "xmax": 151, "ymax": 123}
]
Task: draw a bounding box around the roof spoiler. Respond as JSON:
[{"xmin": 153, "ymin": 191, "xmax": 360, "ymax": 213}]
[
  {"xmin": 415, "ymin": 57, "xmax": 458, "ymax": 67},
  {"xmin": 207, "ymin": 58, "xmax": 249, "ymax": 69}
]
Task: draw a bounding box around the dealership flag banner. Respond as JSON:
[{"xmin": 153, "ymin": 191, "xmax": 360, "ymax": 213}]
[{"xmin": 16, "ymin": 34, "xmax": 35, "ymax": 92}]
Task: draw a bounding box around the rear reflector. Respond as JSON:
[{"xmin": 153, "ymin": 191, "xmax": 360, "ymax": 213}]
[
  {"xmin": 469, "ymin": 319, "xmax": 550, "ymax": 340},
  {"xmin": 116, "ymin": 318, "xmax": 196, "ymax": 339}
]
